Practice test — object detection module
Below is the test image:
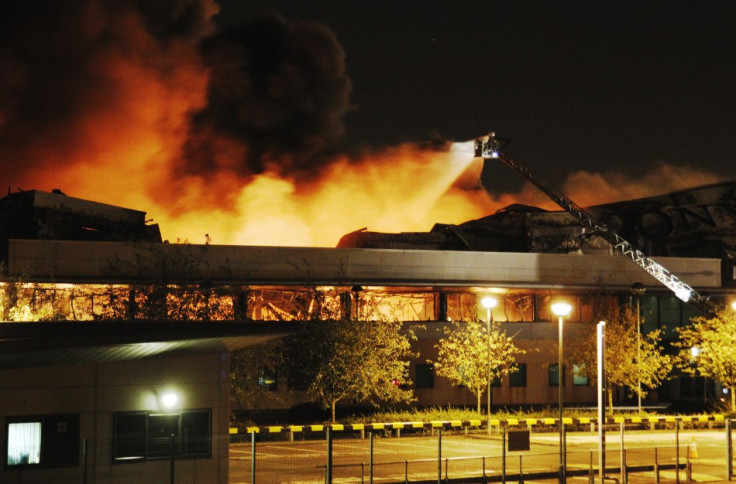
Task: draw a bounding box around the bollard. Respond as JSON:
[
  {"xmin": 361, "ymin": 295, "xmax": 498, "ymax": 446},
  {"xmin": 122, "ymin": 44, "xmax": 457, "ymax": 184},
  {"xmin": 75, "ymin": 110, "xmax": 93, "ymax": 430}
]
[
  {"xmin": 482, "ymin": 456, "xmax": 487, "ymax": 484},
  {"xmin": 654, "ymin": 447, "xmax": 660, "ymax": 484},
  {"xmin": 404, "ymin": 459, "xmax": 409, "ymax": 484},
  {"xmin": 688, "ymin": 436, "xmax": 698, "ymax": 459},
  {"xmin": 687, "ymin": 450, "xmax": 692, "ymax": 483}
]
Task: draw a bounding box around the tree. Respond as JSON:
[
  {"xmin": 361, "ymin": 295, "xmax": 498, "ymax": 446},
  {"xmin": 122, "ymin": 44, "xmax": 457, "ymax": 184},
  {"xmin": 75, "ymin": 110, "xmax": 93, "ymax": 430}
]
[
  {"xmin": 566, "ymin": 302, "xmax": 672, "ymax": 413},
  {"xmin": 433, "ymin": 320, "xmax": 524, "ymax": 414},
  {"xmin": 230, "ymin": 340, "xmax": 286, "ymax": 413},
  {"xmin": 675, "ymin": 305, "xmax": 736, "ymax": 412},
  {"xmin": 287, "ymin": 318, "xmax": 418, "ymax": 422}
]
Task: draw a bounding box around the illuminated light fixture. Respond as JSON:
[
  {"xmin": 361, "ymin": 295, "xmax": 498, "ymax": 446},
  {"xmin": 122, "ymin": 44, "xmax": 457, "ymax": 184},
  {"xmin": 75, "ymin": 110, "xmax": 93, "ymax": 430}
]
[
  {"xmin": 159, "ymin": 391, "xmax": 179, "ymax": 410},
  {"xmin": 675, "ymin": 287, "xmax": 692, "ymax": 303},
  {"xmin": 551, "ymin": 302, "xmax": 572, "ymax": 317},
  {"xmin": 690, "ymin": 347, "xmax": 700, "ymax": 358},
  {"xmin": 731, "ymin": 301, "xmax": 736, "ymax": 311},
  {"xmin": 481, "ymin": 296, "xmax": 498, "ymax": 310}
]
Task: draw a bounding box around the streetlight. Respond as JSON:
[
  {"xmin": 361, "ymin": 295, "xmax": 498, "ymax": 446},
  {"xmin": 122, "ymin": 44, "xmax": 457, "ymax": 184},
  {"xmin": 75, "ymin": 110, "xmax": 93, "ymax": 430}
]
[
  {"xmin": 481, "ymin": 296, "xmax": 498, "ymax": 435},
  {"xmin": 551, "ymin": 301, "xmax": 572, "ymax": 484},
  {"xmin": 631, "ymin": 283, "xmax": 646, "ymax": 413}
]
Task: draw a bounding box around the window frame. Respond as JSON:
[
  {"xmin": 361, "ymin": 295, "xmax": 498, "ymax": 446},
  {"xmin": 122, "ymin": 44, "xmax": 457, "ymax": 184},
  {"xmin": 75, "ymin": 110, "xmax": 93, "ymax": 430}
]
[
  {"xmin": 415, "ymin": 363, "xmax": 435, "ymax": 389},
  {"xmin": 509, "ymin": 363, "xmax": 527, "ymax": 387},
  {"xmin": 112, "ymin": 409, "xmax": 211, "ymax": 463},
  {"xmin": 548, "ymin": 363, "xmax": 566, "ymax": 387},
  {"xmin": 5, "ymin": 414, "xmax": 80, "ymax": 470}
]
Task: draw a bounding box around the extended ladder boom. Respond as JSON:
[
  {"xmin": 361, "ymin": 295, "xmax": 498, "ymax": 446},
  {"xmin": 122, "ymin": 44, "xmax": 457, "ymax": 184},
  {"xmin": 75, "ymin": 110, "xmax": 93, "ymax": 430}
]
[{"xmin": 474, "ymin": 133, "xmax": 708, "ymax": 309}]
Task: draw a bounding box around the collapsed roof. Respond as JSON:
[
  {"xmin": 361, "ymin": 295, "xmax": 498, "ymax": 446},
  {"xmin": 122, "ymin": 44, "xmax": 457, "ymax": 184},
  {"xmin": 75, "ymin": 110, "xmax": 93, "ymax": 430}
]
[
  {"xmin": 338, "ymin": 182, "xmax": 736, "ymax": 284},
  {"xmin": 0, "ymin": 189, "xmax": 161, "ymax": 262}
]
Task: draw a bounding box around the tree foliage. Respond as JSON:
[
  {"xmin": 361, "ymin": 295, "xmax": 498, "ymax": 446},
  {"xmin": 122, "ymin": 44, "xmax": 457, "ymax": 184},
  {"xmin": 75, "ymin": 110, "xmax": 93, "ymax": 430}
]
[
  {"xmin": 230, "ymin": 340, "xmax": 286, "ymax": 412},
  {"xmin": 566, "ymin": 302, "xmax": 672, "ymax": 412},
  {"xmin": 433, "ymin": 320, "xmax": 524, "ymax": 414},
  {"xmin": 286, "ymin": 318, "xmax": 418, "ymax": 422},
  {"xmin": 675, "ymin": 305, "xmax": 736, "ymax": 412}
]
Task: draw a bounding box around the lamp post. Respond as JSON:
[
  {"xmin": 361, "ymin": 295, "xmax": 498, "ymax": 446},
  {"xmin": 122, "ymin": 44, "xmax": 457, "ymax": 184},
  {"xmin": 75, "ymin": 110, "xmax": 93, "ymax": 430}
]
[
  {"xmin": 552, "ymin": 301, "xmax": 572, "ymax": 484},
  {"xmin": 631, "ymin": 283, "xmax": 646, "ymax": 413},
  {"xmin": 481, "ymin": 296, "xmax": 498, "ymax": 435}
]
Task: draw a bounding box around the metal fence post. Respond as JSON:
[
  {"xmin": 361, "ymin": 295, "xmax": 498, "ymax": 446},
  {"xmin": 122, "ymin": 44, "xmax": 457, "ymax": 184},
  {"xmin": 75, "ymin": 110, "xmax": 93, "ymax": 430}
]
[
  {"xmin": 438, "ymin": 427, "xmax": 442, "ymax": 484},
  {"xmin": 519, "ymin": 454, "xmax": 524, "ymax": 484},
  {"xmin": 169, "ymin": 433, "xmax": 176, "ymax": 484},
  {"xmin": 82, "ymin": 438, "xmax": 88, "ymax": 484},
  {"xmin": 655, "ymin": 447, "xmax": 660, "ymax": 484},
  {"xmin": 676, "ymin": 420, "xmax": 680, "ymax": 484},
  {"xmin": 588, "ymin": 450, "xmax": 594, "ymax": 484},
  {"xmin": 369, "ymin": 430, "xmax": 374, "ymax": 484},
  {"xmin": 727, "ymin": 419, "xmax": 733, "ymax": 481},
  {"xmin": 326, "ymin": 427, "xmax": 333, "ymax": 484},
  {"xmin": 251, "ymin": 430, "xmax": 257, "ymax": 484},
  {"xmin": 620, "ymin": 422, "xmax": 626, "ymax": 484},
  {"xmin": 502, "ymin": 426, "xmax": 507, "ymax": 484}
]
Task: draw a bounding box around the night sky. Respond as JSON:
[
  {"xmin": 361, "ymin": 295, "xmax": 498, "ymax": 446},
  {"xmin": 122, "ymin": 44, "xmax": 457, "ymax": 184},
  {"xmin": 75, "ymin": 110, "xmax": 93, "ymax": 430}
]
[{"xmin": 218, "ymin": 1, "xmax": 736, "ymax": 193}]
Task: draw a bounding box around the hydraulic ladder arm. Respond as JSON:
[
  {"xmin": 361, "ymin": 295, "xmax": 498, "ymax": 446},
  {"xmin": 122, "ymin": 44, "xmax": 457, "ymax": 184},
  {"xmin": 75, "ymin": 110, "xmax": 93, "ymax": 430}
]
[{"xmin": 474, "ymin": 132, "xmax": 709, "ymax": 310}]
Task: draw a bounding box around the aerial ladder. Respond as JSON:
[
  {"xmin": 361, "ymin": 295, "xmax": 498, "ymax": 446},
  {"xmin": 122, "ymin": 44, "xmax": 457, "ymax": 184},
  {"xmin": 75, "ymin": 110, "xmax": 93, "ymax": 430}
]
[{"xmin": 474, "ymin": 132, "xmax": 710, "ymax": 311}]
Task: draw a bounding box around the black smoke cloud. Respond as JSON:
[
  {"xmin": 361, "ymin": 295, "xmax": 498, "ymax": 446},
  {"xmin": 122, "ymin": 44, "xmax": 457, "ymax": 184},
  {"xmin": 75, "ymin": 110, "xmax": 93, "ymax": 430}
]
[
  {"xmin": 0, "ymin": 0, "xmax": 217, "ymax": 188},
  {"xmin": 0, "ymin": 1, "xmax": 352, "ymax": 200},
  {"xmin": 180, "ymin": 11, "xmax": 353, "ymax": 180}
]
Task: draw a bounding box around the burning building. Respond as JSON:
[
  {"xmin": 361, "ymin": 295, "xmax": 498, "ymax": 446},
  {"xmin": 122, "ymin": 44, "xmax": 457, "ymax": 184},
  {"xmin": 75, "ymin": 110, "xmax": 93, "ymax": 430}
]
[{"xmin": 0, "ymin": 184, "xmax": 732, "ymax": 482}]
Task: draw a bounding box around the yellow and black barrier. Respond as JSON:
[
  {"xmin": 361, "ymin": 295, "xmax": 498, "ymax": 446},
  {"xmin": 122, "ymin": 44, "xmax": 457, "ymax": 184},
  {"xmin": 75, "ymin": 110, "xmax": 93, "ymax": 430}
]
[{"xmin": 230, "ymin": 414, "xmax": 724, "ymax": 435}]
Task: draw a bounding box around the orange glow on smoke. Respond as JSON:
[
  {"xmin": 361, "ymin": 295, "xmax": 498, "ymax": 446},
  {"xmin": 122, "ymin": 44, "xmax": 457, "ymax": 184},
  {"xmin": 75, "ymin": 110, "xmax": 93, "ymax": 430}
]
[
  {"xmin": 32, "ymin": 133, "xmax": 724, "ymax": 248},
  {"xmin": 2, "ymin": 3, "xmax": 727, "ymax": 249}
]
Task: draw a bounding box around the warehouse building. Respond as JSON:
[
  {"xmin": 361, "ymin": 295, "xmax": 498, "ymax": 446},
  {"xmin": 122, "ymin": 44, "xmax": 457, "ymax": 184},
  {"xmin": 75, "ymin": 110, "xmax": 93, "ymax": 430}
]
[{"xmin": 0, "ymin": 185, "xmax": 733, "ymax": 482}]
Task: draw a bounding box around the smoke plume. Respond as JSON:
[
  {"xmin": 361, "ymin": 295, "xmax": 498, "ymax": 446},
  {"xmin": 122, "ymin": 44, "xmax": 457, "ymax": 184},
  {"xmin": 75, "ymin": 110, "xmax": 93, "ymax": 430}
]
[{"xmin": 0, "ymin": 1, "xmax": 725, "ymax": 247}]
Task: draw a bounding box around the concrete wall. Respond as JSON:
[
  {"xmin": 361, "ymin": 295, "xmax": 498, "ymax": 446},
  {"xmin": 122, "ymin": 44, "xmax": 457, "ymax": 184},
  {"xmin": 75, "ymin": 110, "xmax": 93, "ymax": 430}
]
[{"xmin": 0, "ymin": 353, "xmax": 230, "ymax": 484}]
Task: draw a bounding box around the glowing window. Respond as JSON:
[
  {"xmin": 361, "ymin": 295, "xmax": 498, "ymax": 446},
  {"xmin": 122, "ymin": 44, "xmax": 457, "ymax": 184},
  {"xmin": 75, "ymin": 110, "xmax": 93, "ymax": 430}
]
[{"xmin": 7, "ymin": 422, "xmax": 41, "ymax": 466}]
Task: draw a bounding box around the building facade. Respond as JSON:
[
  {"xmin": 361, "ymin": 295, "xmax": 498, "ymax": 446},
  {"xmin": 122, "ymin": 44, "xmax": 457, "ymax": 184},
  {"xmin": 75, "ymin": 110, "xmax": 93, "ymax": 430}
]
[{"xmin": 0, "ymin": 189, "xmax": 732, "ymax": 482}]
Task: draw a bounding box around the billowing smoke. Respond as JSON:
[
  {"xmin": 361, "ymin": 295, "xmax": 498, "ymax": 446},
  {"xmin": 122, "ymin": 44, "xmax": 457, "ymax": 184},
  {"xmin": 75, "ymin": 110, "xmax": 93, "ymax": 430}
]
[
  {"xmin": 180, "ymin": 12, "xmax": 353, "ymax": 183},
  {"xmin": 0, "ymin": 2, "xmax": 354, "ymax": 215},
  {"xmin": 0, "ymin": 0, "xmax": 217, "ymax": 186},
  {"xmin": 0, "ymin": 1, "xmax": 724, "ymax": 247}
]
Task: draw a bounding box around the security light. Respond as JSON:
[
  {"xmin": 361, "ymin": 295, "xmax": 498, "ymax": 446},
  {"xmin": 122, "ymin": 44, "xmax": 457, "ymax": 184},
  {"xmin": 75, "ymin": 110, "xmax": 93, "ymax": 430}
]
[{"xmin": 160, "ymin": 391, "xmax": 179, "ymax": 410}]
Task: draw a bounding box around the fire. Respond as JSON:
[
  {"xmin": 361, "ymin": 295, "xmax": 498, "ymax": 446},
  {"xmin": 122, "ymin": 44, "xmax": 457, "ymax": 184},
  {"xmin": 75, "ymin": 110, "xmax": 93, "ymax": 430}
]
[{"xmin": 0, "ymin": 1, "xmax": 725, "ymax": 248}]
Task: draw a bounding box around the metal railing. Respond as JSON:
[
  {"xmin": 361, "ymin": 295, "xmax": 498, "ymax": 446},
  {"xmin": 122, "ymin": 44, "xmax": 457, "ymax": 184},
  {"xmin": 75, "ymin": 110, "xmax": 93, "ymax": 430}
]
[{"xmin": 229, "ymin": 415, "xmax": 736, "ymax": 484}]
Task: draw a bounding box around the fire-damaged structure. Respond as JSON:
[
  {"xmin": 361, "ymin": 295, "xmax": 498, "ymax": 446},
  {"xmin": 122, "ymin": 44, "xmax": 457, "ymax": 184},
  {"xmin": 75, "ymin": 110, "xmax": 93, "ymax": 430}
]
[
  {"xmin": 339, "ymin": 181, "xmax": 736, "ymax": 288},
  {"xmin": 0, "ymin": 180, "xmax": 733, "ymax": 483},
  {"xmin": 0, "ymin": 189, "xmax": 161, "ymax": 262}
]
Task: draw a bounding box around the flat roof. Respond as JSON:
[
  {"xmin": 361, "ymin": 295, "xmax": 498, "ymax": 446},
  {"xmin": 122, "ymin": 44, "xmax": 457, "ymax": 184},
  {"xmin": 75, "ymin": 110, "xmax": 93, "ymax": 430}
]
[{"xmin": 8, "ymin": 239, "xmax": 722, "ymax": 291}]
